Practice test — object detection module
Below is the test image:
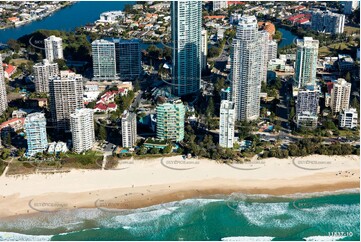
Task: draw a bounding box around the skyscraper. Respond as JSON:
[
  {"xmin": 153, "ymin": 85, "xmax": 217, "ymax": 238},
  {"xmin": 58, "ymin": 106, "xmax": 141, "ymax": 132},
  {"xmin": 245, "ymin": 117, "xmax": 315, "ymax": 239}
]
[
  {"xmin": 156, "ymin": 99, "xmax": 185, "ymax": 142},
  {"xmin": 70, "ymin": 108, "xmax": 95, "ymax": 153},
  {"xmin": 294, "ymin": 37, "xmax": 319, "ymax": 88},
  {"xmin": 49, "ymin": 71, "xmax": 84, "ymax": 131},
  {"xmin": 219, "ymin": 100, "xmax": 235, "ymax": 148},
  {"xmin": 171, "ymin": 1, "xmax": 202, "ymax": 96},
  {"xmin": 201, "ymin": 29, "xmax": 208, "ymax": 71},
  {"xmin": 24, "ymin": 113, "xmax": 48, "ymax": 157},
  {"xmin": 213, "ymin": 1, "xmax": 228, "ymax": 11},
  {"xmin": 121, "ymin": 110, "xmax": 137, "ymax": 148},
  {"xmin": 0, "ymin": 54, "xmax": 8, "ymax": 116},
  {"xmin": 33, "ymin": 59, "xmax": 59, "ymax": 93},
  {"xmin": 44, "ymin": 35, "xmax": 63, "ymax": 62},
  {"xmin": 114, "ymin": 39, "xmax": 141, "ymax": 80},
  {"xmin": 229, "ymin": 16, "xmax": 267, "ymax": 121},
  {"xmin": 267, "ymin": 40, "xmax": 278, "ymax": 62},
  {"xmin": 92, "ymin": 39, "xmax": 117, "ymax": 81},
  {"xmin": 331, "ymin": 78, "xmax": 351, "ymax": 113}
]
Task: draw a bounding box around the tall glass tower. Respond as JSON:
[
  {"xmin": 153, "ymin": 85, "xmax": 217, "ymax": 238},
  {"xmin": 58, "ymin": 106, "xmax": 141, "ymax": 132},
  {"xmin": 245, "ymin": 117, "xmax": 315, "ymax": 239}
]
[
  {"xmin": 171, "ymin": 1, "xmax": 202, "ymax": 96},
  {"xmin": 294, "ymin": 37, "xmax": 319, "ymax": 88},
  {"xmin": 229, "ymin": 16, "xmax": 267, "ymax": 121}
]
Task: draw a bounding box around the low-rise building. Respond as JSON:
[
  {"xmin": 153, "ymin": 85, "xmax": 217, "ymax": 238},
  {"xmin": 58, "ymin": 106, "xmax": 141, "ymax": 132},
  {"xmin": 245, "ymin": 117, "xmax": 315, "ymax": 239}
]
[
  {"xmin": 296, "ymin": 112, "xmax": 318, "ymax": 129},
  {"xmin": 339, "ymin": 108, "xmax": 358, "ymax": 129}
]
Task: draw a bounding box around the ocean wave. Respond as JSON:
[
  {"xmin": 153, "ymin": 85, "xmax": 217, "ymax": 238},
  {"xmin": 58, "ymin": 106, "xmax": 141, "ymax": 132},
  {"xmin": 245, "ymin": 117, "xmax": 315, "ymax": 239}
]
[
  {"xmin": 221, "ymin": 236, "xmax": 274, "ymax": 241},
  {"xmin": 303, "ymin": 235, "xmax": 346, "ymax": 241},
  {"xmin": 0, "ymin": 232, "xmax": 52, "ymax": 241}
]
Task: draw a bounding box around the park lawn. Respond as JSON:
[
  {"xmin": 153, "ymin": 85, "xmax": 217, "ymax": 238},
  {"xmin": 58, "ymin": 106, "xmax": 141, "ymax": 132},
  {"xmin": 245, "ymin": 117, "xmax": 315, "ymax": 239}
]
[
  {"xmin": 344, "ymin": 26, "xmax": 360, "ymax": 35},
  {"xmin": 62, "ymin": 151, "xmax": 103, "ymax": 169},
  {"xmin": 10, "ymin": 58, "xmax": 32, "ymax": 66}
]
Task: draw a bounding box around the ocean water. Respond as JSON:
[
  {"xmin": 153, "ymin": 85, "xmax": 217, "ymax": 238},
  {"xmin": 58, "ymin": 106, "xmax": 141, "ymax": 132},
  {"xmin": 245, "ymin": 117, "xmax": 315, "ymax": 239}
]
[{"xmin": 0, "ymin": 192, "xmax": 359, "ymax": 241}]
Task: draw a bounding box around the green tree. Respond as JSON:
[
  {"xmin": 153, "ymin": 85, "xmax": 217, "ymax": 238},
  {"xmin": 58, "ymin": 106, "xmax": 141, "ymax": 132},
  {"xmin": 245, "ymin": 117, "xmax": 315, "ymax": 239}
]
[
  {"xmin": 163, "ymin": 144, "xmax": 172, "ymax": 154},
  {"xmin": 345, "ymin": 72, "xmax": 351, "ymax": 82},
  {"xmin": 98, "ymin": 124, "xmax": 107, "ymax": 141},
  {"xmin": 206, "ymin": 97, "xmax": 215, "ymax": 117},
  {"xmin": 54, "ymin": 59, "xmax": 68, "ymax": 70},
  {"xmin": 7, "ymin": 39, "xmax": 21, "ymax": 52}
]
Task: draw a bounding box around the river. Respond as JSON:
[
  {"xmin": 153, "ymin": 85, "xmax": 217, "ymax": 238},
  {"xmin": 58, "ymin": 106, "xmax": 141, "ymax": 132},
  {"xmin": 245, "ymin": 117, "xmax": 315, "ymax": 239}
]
[
  {"xmin": 0, "ymin": 1, "xmax": 134, "ymax": 43},
  {"xmin": 277, "ymin": 27, "xmax": 298, "ymax": 48}
]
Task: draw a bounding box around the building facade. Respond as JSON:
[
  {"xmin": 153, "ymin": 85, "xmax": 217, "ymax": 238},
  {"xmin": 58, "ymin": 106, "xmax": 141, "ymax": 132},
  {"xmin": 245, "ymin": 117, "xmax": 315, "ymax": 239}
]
[
  {"xmin": 311, "ymin": 10, "xmax": 345, "ymax": 34},
  {"xmin": 114, "ymin": 39, "xmax": 141, "ymax": 80},
  {"xmin": 344, "ymin": 1, "xmax": 359, "ymax": 15},
  {"xmin": 171, "ymin": 1, "xmax": 202, "ymax": 96},
  {"xmin": 44, "ymin": 35, "xmax": 64, "ymax": 62},
  {"xmin": 156, "ymin": 99, "xmax": 185, "ymax": 142},
  {"xmin": 24, "ymin": 112, "xmax": 48, "ymax": 157},
  {"xmin": 49, "ymin": 72, "xmax": 84, "ymax": 131},
  {"xmin": 229, "ymin": 16, "xmax": 267, "ymax": 121},
  {"xmin": 121, "ymin": 110, "xmax": 137, "ymax": 148},
  {"xmin": 339, "ymin": 108, "xmax": 358, "ymax": 129},
  {"xmin": 0, "ymin": 54, "xmax": 8, "ymax": 116},
  {"xmin": 219, "ymin": 100, "xmax": 235, "ymax": 148},
  {"xmin": 213, "ymin": 1, "xmax": 228, "ymax": 11},
  {"xmin": 92, "ymin": 39, "xmax": 117, "ymax": 81},
  {"xmin": 296, "ymin": 86, "xmax": 320, "ymax": 115},
  {"xmin": 294, "ymin": 37, "xmax": 319, "ymax": 88},
  {"xmin": 70, "ymin": 108, "xmax": 95, "ymax": 153},
  {"xmin": 331, "ymin": 78, "xmax": 351, "ymax": 113},
  {"xmin": 33, "ymin": 59, "xmax": 59, "ymax": 93},
  {"xmin": 267, "ymin": 40, "xmax": 278, "ymax": 62},
  {"xmin": 201, "ymin": 29, "xmax": 208, "ymax": 71}
]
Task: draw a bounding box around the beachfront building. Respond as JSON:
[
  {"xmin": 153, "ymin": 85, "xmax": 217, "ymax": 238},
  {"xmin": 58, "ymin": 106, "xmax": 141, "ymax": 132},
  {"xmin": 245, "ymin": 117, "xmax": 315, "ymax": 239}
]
[
  {"xmin": 156, "ymin": 99, "xmax": 185, "ymax": 142},
  {"xmin": 219, "ymin": 100, "xmax": 235, "ymax": 148},
  {"xmin": 44, "ymin": 35, "xmax": 64, "ymax": 62},
  {"xmin": 70, "ymin": 108, "xmax": 95, "ymax": 153},
  {"xmin": 24, "ymin": 113, "xmax": 48, "ymax": 157},
  {"xmin": 33, "ymin": 59, "xmax": 59, "ymax": 93},
  {"xmin": 121, "ymin": 110, "xmax": 137, "ymax": 148},
  {"xmin": 92, "ymin": 39, "xmax": 117, "ymax": 81},
  {"xmin": 114, "ymin": 39, "xmax": 141, "ymax": 80},
  {"xmin": 339, "ymin": 108, "xmax": 358, "ymax": 129},
  {"xmin": 296, "ymin": 111, "xmax": 318, "ymax": 129},
  {"xmin": 49, "ymin": 71, "xmax": 84, "ymax": 131},
  {"xmin": 296, "ymin": 86, "xmax": 320, "ymax": 116},
  {"xmin": 171, "ymin": 1, "xmax": 202, "ymax": 96},
  {"xmin": 229, "ymin": 15, "xmax": 267, "ymax": 121},
  {"xmin": 330, "ymin": 78, "xmax": 351, "ymax": 113},
  {"xmin": 311, "ymin": 10, "xmax": 345, "ymax": 34},
  {"xmin": 0, "ymin": 55, "xmax": 8, "ymax": 116},
  {"xmin": 294, "ymin": 37, "xmax": 319, "ymax": 88},
  {"xmin": 201, "ymin": 29, "xmax": 208, "ymax": 71}
]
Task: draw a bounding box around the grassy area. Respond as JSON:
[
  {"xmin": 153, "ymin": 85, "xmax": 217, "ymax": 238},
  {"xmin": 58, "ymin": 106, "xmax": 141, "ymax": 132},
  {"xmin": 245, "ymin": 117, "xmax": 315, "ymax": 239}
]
[
  {"xmin": 10, "ymin": 58, "xmax": 32, "ymax": 66},
  {"xmin": 344, "ymin": 26, "xmax": 360, "ymax": 35},
  {"xmin": 6, "ymin": 151, "xmax": 104, "ymax": 175},
  {"xmin": 319, "ymin": 41, "xmax": 358, "ymax": 57},
  {"xmin": 62, "ymin": 151, "xmax": 103, "ymax": 169}
]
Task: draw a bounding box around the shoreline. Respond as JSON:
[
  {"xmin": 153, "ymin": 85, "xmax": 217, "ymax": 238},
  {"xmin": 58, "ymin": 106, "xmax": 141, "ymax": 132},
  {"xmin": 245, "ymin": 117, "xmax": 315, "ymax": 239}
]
[{"xmin": 0, "ymin": 155, "xmax": 359, "ymax": 219}]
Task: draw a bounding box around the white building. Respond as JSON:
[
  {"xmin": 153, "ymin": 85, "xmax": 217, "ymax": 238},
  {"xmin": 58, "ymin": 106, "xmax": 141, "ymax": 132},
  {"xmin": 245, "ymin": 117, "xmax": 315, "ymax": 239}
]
[
  {"xmin": 201, "ymin": 29, "xmax": 208, "ymax": 71},
  {"xmin": 296, "ymin": 86, "xmax": 320, "ymax": 116},
  {"xmin": 0, "ymin": 54, "xmax": 8, "ymax": 116},
  {"xmin": 294, "ymin": 37, "xmax": 319, "ymax": 88},
  {"xmin": 296, "ymin": 112, "xmax": 318, "ymax": 129},
  {"xmin": 229, "ymin": 16, "xmax": 267, "ymax": 121},
  {"xmin": 98, "ymin": 11, "xmax": 124, "ymax": 24},
  {"xmin": 267, "ymin": 40, "xmax": 278, "ymax": 62},
  {"xmin": 219, "ymin": 100, "xmax": 235, "ymax": 148},
  {"xmin": 49, "ymin": 72, "xmax": 84, "ymax": 131},
  {"xmin": 339, "ymin": 108, "xmax": 358, "ymax": 129},
  {"xmin": 213, "ymin": 1, "xmax": 228, "ymax": 11},
  {"xmin": 92, "ymin": 39, "xmax": 117, "ymax": 81},
  {"xmin": 33, "ymin": 59, "xmax": 59, "ymax": 93},
  {"xmin": 24, "ymin": 113, "xmax": 48, "ymax": 157},
  {"xmin": 44, "ymin": 35, "xmax": 63, "ymax": 62},
  {"xmin": 330, "ymin": 78, "xmax": 351, "ymax": 113},
  {"xmin": 70, "ymin": 108, "xmax": 95, "ymax": 153},
  {"xmin": 121, "ymin": 110, "xmax": 137, "ymax": 148}
]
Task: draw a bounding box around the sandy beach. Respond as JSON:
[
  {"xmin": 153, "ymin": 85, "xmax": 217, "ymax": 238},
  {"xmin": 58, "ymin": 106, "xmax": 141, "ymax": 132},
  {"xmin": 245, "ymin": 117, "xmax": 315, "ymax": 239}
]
[{"xmin": 0, "ymin": 155, "xmax": 359, "ymax": 218}]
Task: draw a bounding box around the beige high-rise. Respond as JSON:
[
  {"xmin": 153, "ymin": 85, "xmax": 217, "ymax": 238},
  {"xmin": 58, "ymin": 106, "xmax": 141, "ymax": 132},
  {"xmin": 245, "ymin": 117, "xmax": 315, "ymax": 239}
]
[
  {"xmin": 33, "ymin": 59, "xmax": 59, "ymax": 93},
  {"xmin": 49, "ymin": 71, "xmax": 84, "ymax": 131},
  {"xmin": 0, "ymin": 54, "xmax": 8, "ymax": 116},
  {"xmin": 331, "ymin": 78, "xmax": 351, "ymax": 113}
]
